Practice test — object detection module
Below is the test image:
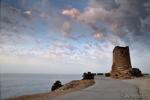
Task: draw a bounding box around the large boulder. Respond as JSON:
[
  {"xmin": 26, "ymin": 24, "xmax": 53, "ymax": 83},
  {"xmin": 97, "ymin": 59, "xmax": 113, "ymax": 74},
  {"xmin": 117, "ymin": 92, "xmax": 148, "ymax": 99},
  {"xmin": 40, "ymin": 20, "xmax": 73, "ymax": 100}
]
[{"xmin": 131, "ymin": 68, "xmax": 143, "ymax": 77}]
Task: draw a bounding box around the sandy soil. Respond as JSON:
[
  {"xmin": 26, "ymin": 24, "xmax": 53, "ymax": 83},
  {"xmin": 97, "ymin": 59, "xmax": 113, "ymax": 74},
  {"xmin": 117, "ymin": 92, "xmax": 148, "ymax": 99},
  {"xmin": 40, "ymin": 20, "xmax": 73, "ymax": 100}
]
[
  {"xmin": 4, "ymin": 80, "xmax": 95, "ymax": 100},
  {"xmin": 123, "ymin": 76, "xmax": 150, "ymax": 100},
  {"xmin": 52, "ymin": 76, "xmax": 141, "ymax": 100}
]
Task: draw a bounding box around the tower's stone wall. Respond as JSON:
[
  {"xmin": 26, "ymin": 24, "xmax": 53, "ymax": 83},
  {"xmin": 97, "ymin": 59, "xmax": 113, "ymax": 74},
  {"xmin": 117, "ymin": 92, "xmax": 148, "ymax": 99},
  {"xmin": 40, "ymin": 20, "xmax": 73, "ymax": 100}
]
[{"xmin": 111, "ymin": 46, "xmax": 132, "ymax": 79}]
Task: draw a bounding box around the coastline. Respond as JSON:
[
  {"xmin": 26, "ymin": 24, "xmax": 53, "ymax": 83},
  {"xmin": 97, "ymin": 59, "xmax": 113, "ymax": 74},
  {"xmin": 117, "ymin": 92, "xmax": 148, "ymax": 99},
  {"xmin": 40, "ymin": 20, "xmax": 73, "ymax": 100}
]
[
  {"xmin": 4, "ymin": 80, "xmax": 95, "ymax": 100},
  {"xmin": 4, "ymin": 76, "xmax": 150, "ymax": 100}
]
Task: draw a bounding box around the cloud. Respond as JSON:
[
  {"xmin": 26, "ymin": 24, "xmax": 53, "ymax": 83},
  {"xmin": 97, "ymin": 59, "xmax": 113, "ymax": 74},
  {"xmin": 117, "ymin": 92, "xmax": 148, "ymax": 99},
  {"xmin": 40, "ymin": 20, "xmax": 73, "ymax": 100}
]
[
  {"xmin": 90, "ymin": 0, "xmax": 150, "ymax": 34},
  {"xmin": 62, "ymin": 7, "xmax": 110, "ymax": 30},
  {"xmin": 62, "ymin": 8, "xmax": 80, "ymax": 19},
  {"xmin": 62, "ymin": 0, "xmax": 150, "ymax": 47},
  {"xmin": 61, "ymin": 21, "xmax": 72, "ymax": 36},
  {"xmin": 1, "ymin": 0, "xmax": 150, "ymax": 74},
  {"xmin": 0, "ymin": 1, "xmax": 66, "ymax": 46},
  {"xmin": 23, "ymin": 10, "xmax": 32, "ymax": 18},
  {"xmin": 90, "ymin": 0, "xmax": 120, "ymax": 10},
  {"xmin": 94, "ymin": 32, "xmax": 103, "ymax": 40},
  {"xmin": 0, "ymin": 3, "xmax": 35, "ymax": 31}
]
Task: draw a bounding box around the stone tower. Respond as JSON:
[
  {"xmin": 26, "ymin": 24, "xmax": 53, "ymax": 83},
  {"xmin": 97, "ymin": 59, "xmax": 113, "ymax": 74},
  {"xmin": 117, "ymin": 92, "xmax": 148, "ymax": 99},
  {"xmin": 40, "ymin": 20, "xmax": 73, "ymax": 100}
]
[{"xmin": 111, "ymin": 46, "xmax": 132, "ymax": 79}]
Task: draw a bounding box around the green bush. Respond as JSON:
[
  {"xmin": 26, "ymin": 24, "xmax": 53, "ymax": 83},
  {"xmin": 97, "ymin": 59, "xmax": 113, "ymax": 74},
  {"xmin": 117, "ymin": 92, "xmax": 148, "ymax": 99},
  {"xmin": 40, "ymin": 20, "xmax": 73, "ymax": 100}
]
[
  {"xmin": 82, "ymin": 72, "xmax": 94, "ymax": 80},
  {"xmin": 97, "ymin": 73, "xmax": 103, "ymax": 75},
  {"xmin": 51, "ymin": 80, "xmax": 63, "ymax": 91},
  {"xmin": 131, "ymin": 68, "xmax": 143, "ymax": 77},
  {"xmin": 92, "ymin": 73, "xmax": 97, "ymax": 76},
  {"xmin": 105, "ymin": 73, "xmax": 110, "ymax": 77},
  {"xmin": 143, "ymin": 73, "xmax": 149, "ymax": 76}
]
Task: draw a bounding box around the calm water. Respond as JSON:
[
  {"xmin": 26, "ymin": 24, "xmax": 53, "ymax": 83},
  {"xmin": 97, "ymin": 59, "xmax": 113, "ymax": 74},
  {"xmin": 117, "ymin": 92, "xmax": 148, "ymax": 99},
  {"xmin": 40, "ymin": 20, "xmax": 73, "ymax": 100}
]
[{"xmin": 0, "ymin": 74, "xmax": 81, "ymax": 99}]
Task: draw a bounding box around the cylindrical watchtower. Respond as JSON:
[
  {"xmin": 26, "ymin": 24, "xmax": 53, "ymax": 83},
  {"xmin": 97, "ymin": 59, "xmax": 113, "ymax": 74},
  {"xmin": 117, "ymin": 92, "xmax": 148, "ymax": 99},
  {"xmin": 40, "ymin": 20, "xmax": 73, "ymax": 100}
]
[{"xmin": 111, "ymin": 46, "xmax": 132, "ymax": 79}]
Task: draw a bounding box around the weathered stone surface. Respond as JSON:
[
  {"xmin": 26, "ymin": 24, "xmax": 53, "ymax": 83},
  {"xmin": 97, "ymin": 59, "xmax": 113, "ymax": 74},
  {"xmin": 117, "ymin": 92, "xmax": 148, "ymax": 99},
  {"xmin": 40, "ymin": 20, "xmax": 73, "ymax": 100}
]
[{"xmin": 111, "ymin": 46, "xmax": 132, "ymax": 79}]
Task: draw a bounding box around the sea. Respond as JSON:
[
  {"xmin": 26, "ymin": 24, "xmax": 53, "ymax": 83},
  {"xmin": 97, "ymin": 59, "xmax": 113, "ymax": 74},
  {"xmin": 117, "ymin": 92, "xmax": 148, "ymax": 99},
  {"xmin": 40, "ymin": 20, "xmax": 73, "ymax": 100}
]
[{"xmin": 0, "ymin": 74, "xmax": 82, "ymax": 99}]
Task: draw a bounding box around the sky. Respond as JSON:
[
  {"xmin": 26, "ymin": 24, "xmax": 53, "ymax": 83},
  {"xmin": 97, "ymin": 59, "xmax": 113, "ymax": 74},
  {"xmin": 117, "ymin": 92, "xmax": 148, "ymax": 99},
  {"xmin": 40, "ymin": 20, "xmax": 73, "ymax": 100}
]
[{"xmin": 0, "ymin": 0, "xmax": 150, "ymax": 74}]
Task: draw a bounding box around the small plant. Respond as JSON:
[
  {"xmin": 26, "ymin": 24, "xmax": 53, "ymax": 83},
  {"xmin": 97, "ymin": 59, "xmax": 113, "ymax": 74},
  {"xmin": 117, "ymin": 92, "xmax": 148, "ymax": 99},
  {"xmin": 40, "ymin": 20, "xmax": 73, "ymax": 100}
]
[
  {"xmin": 105, "ymin": 73, "xmax": 110, "ymax": 77},
  {"xmin": 92, "ymin": 73, "xmax": 97, "ymax": 76},
  {"xmin": 143, "ymin": 73, "xmax": 149, "ymax": 76},
  {"xmin": 51, "ymin": 80, "xmax": 63, "ymax": 91},
  {"xmin": 82, "ymin": 72, "xmax": 94, "ymax": 80},
  {"xmin": 131, "ymin": 68, "xmax": 143, "ymax": 77},
  {"xmin": 97, "ymin": 73, "xmax": 103, "ymax": 75}
]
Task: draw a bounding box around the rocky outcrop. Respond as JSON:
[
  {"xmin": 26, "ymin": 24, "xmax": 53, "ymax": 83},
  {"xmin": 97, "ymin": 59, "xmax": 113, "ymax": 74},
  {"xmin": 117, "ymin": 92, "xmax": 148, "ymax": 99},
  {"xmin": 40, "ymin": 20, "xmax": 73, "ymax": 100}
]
[{"xmin": 56, "ymin": 80, "xmax": 95, "ymax": 91}]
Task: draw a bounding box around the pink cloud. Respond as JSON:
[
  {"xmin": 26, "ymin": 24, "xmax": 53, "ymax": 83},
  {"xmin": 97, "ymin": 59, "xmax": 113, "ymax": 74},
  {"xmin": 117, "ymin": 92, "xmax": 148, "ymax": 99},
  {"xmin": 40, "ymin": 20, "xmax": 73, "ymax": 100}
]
[
  {"xmin": 94, "ymin": 32, "xmax": 104, "ymax": 40},
  {"xmin": 62, "ymin": 8, "xmax": 80, "ymax": 19}
]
